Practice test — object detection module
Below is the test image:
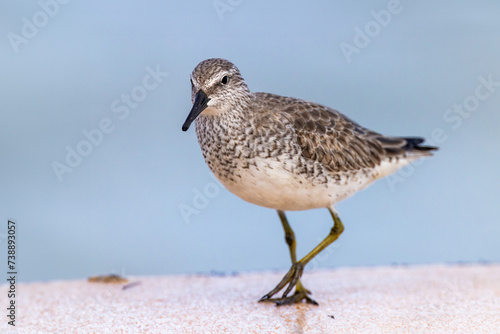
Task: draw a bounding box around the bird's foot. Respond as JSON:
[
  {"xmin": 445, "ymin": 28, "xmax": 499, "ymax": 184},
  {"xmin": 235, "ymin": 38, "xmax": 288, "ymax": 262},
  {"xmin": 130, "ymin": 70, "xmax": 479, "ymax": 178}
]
[
  {"xmin": 260, "ymin": 288, "xmax": 318, "ymax": 306},
  {"xmin": 259, "ymin": 263, "xmax": 318, "ymax": 306}
]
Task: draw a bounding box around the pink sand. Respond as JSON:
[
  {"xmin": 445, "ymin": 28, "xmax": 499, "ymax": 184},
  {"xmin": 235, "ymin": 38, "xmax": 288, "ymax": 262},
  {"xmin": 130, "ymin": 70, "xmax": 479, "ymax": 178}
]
[{"xmin": 1, "ymin": 264, "xmax": 499, "ymax": 333}]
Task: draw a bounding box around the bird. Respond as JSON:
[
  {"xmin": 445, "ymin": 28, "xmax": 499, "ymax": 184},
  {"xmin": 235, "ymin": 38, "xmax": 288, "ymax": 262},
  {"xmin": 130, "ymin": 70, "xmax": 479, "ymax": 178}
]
[{"xmin": 181, "ymin": 58, "xmax": 437, "ymax": 306}]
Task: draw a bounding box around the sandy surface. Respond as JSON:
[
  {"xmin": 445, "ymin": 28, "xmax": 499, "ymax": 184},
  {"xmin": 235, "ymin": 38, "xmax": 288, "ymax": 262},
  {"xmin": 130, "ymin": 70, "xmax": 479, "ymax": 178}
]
[{"xmin": 1, "ymin": 264, "xmax": 499, "ymax": 333}]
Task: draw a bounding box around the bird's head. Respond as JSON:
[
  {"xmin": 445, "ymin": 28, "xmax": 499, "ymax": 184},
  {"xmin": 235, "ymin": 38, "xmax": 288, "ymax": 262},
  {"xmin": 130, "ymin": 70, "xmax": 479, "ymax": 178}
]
[{"xmin": 182, "ymin": 58, "xmax": 251, "ymax": 131}]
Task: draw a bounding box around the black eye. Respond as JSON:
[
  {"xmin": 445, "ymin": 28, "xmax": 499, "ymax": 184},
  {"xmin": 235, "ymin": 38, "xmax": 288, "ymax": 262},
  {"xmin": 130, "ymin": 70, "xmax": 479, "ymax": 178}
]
[{"xmin": 221, "ymin": 76, "xmax": 229, "ymax": 85}]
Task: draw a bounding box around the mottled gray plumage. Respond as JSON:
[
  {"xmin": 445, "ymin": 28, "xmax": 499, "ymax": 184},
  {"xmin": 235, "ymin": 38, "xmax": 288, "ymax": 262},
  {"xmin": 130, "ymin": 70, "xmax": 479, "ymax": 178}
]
[
  {"xmin": 184, "ymin": 58, "xmax": 435, "ymax": 205},
  {"xmin": 182, "ymin": 58, "xmax": 437, "ymax": 305}
]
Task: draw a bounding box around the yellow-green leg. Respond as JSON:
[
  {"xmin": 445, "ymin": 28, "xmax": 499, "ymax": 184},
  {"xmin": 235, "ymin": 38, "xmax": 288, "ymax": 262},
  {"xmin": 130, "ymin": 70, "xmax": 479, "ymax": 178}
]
[
  {"xmin": 259, "ymin": 207, "xmax": 344, "ymax": 306},
  {"xmin": 270, "ymin": 210, "xmax": 317, "ymax": 305}
]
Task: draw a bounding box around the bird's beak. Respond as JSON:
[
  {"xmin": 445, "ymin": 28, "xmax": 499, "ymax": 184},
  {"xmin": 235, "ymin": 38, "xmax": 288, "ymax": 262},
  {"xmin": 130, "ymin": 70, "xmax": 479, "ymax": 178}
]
[{"xmin": 182, "ymin": 90, "xmax": 210, "ymax": 131}]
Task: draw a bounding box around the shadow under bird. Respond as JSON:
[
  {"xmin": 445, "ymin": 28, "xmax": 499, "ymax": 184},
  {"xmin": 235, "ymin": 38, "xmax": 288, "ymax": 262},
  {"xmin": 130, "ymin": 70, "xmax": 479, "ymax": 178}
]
[{"xmin": 182, "ymin": 58, "xmax": 437, "ymax": 306}]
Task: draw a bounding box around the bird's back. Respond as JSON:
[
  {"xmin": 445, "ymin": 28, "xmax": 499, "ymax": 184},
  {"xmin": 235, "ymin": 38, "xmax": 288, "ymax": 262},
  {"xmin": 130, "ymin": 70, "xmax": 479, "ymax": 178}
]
[{"xmin": 251, "ymin": 92, "xmax": 437, "ymax": 174}]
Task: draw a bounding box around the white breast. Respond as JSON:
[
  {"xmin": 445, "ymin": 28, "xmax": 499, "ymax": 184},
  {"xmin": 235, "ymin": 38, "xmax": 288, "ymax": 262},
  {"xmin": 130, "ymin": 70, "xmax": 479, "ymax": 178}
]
[{"xmin": 214, "ymin": 156, "xmax": 401, "ymax": 211}]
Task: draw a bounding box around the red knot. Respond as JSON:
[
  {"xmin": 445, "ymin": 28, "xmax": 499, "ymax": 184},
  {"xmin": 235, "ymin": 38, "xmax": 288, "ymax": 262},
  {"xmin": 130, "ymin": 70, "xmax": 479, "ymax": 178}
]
[{"xmin": 182, "ymin": 58, "xmax": 437, "ymax": 305}]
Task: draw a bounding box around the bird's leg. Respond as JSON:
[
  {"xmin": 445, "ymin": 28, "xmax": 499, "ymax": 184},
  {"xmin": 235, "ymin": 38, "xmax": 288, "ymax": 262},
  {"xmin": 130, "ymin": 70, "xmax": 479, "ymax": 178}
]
[
  {"xmin": 278, "ymin": 210, "xmax": 311, "ymax": 296},
  {"xmin": 259, "ymin": 210, "xmax": 317, "ymax": 305},
  {"xmin": 259, "ymin": 208, "xmax": 344, "ymax": 306}
]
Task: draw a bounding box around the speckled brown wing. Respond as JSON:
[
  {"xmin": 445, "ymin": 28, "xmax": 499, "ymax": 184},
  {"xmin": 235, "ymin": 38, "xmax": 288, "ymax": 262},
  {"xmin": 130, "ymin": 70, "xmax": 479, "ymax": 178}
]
[{"xmin": 276, "ymin": 101, "xmax": 437, "ymax": 173}]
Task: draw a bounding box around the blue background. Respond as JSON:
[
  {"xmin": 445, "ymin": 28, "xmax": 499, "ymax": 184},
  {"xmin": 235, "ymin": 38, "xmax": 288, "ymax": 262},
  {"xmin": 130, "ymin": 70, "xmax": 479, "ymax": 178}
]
[{"xmin": 1, "ymin": 0, "xmax": 499, "ymax": 282}]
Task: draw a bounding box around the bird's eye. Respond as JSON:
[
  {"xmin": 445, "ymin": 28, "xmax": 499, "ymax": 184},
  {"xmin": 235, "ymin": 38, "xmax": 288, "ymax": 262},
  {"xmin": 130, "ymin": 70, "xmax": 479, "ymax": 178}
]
[{"xmin": 221, "ymin": 76, "xmax": 229, "ymax": 85}]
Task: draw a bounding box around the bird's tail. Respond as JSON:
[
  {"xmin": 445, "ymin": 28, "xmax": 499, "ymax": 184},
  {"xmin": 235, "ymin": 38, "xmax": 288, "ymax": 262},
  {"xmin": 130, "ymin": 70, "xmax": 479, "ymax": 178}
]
[
  {"xmin": 376, "ymin": 136, "xmax": 438, "ymax": 159},
  {"xmin": 402, "ymin": 137, "xmax": 438, "ymax": 156}
]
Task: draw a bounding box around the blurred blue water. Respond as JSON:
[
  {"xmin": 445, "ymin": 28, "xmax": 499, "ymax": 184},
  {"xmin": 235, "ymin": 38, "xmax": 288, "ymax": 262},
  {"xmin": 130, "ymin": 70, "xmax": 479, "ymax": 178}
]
[{"xmin": 1, "ymin": 0, "xmax": 499, "ymax": 282}]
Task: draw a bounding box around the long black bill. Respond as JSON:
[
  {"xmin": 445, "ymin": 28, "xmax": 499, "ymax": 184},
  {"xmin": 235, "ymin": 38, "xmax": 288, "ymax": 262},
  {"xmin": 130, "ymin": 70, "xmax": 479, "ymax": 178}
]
[{"xmin": 182, "ymin": 90, "xmax": 210, "ymax": 131}]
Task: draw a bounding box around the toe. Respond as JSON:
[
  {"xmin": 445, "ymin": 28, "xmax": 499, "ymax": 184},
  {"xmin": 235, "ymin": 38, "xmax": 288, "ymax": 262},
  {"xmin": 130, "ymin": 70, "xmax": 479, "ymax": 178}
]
[{"xmin": 262, "ymin": 290, "xmax": 319, "ymax": 306}]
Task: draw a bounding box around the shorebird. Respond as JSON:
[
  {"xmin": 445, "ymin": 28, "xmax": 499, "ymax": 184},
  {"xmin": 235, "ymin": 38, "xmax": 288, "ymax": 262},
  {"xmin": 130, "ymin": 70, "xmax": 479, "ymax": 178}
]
[{"xmin": 182, "ymin": 58, "xmax": 437, "ymax": 306}]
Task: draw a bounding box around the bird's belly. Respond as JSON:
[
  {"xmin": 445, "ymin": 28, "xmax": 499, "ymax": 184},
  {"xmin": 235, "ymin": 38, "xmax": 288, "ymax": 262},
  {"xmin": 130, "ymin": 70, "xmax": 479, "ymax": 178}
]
[{"xmin": 213, "ymin": 157, "xmax": 376, "ymax": 211}]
